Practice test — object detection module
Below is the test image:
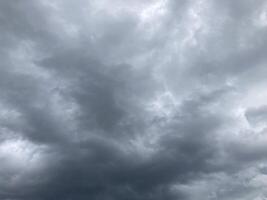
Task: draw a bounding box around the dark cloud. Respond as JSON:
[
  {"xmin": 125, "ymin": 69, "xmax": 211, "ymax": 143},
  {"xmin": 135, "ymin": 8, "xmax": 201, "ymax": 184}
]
[
  {"xmin": 245, "ymin": 105, "xmax": 267, "ymax": 127},
  {"xmin": 1, "ymin": 0, "xmax": 267, "ymax": 200}
]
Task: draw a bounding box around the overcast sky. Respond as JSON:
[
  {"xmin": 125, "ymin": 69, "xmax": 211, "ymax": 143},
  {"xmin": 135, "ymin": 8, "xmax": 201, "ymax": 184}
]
[{"xmin": 1, "ymin": 0, "xmax": 267, "ymax": 199}]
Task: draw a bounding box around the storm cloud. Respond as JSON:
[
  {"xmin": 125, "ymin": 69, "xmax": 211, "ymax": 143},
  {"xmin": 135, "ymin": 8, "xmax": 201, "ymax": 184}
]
[{"xmin": 1, "ymin": 0, "xmax": 267, "ymax": 199}]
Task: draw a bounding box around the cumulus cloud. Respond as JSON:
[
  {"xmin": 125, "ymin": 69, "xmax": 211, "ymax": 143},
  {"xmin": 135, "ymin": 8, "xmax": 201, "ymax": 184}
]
[{"xmin": 1, "ymin": 0, "xmax": 267, "ymax": 199}]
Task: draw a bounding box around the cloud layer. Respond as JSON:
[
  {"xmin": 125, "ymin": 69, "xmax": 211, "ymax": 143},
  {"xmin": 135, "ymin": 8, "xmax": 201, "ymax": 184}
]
[{"xmin": 1, "ymin": 0, "xmax": 267, "ymax": 199}]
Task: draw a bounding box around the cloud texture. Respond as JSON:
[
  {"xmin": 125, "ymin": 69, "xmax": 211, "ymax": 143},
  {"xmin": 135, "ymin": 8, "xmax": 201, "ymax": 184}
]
[{"xmin": 1, "ymin": 0, "xmax": 267, "ymax": 199}]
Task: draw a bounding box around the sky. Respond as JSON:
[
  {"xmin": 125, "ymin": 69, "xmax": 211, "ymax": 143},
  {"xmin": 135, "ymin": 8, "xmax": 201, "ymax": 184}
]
[{"xmin": 0, "ymin": 0, "xmax": 267, "ymax": 199}]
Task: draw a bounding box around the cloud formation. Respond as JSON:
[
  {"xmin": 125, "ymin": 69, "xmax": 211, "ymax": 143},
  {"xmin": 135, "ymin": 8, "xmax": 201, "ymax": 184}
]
[{"xmin": 1, "ymin": 0, "xmax": 267, "ymax": 199}]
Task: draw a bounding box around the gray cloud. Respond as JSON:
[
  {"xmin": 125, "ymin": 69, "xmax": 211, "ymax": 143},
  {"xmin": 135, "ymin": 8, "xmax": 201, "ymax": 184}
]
[{"xmin": 1, "ymin": 0, "xmax": 267, "ymax": 200}]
